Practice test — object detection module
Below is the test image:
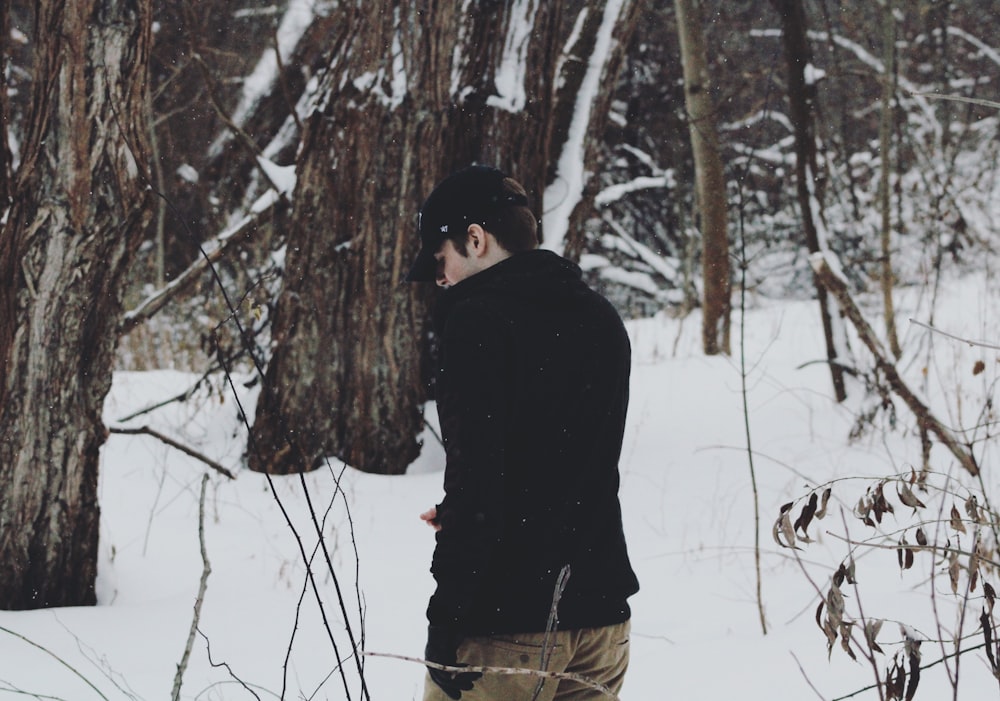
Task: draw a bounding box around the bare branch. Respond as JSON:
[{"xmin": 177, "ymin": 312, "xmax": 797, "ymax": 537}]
[
  {"xmin": 172, "ymin": 474, "xmax": 212, "ymax": 701},
  {"xmin": 811, "ymin": 253, "xmax": 979, "ymax": 476},
  {"xmin": 119, "ymin": 194, "xmax": 283, "ymax": 336},
  {"xmin": 108, "ymin": 426, "xmax": 235, "ymax": 480},
  {"xmin": 908, "ymin": 318, "xmax": 1000, "ymax": 352}
]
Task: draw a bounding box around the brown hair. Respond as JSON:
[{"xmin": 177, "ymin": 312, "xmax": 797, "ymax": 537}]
[{"xmin": 449, "ymin": 177, "xmax": 538, "ymax": 255}]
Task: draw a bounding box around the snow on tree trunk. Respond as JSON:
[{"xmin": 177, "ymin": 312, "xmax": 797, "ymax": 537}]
[
  {"xmin": 0, "ymin": 0, "xmax": 153, "ymax": 609},
  {"xmin": 250, "ymin": 1, "xmax": 639, "ymax": 475}
]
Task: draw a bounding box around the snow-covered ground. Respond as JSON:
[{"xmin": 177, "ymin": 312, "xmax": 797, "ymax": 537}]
[{"xmin": 1, "ymin": 270, "xmax": 998, "ymax": 700}]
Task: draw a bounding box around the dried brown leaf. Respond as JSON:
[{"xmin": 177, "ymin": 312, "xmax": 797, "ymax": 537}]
[
  {"xmin": 794, "ymin": 492, "xmax": 818, "ymax": 538},
  {"xmin": 897, "ymin": 482, "xmax": 926, "ymax": 509},
  {"xmin": 865, "ymin": 618, "xmax": 885, "ymax": 654},
  {"xmin": 898, "ymin": 537, "xmax": 914, "ymax": 571},
  {"xmin": 966, "ymin": 495, "xmax": 983, "ymax": 525},
  {"xmin": 915, "ymin": 528, "xmax": 928, "ymax": 547},
  {"xmin": 887, "ymin": 660, "xmax": 904, "ymax": 700},
  {"xmin": 827, "ymin": 582, "xmax": 845, "ymax": 629},
  {"xmin": 950, "ymin": 504, "xmax": 968, "ymax": 534},
  {"xmin": 974, "ymin": 359, "xmax": 986, "ymax": 375},
  {"xmin": 845, "ymin": 558, "xmax": 857, "ymax": 585},
  {"xmin": 840, "ymin": 621, "xmax": 857, "ymax": 660},
  {"xmin": 985, "ymin": 582, "xmax": 996, "ymax": 614},
  {"xmin": 982, "ymin": 611, "xmax": 997, "ymax": 672},
  {"xmin": 905, "ymin": 643, "xmax": 921, "ymax": 701},
  {"xmin": 780, "ymin": 512, "xmax": 798, "ymax": 550},
  {"xmin": 814, "ymin": 487, "xmax": 832, "ymax": 520},
  {"xmin": 949, "ymin": 550, "xmax": 961, "ymax": 594},
  {"xmin": 873, "ymin": 481, "xmax": 894, "ymax": 523}
]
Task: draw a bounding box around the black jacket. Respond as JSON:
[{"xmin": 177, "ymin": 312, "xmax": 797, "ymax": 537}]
[{"xmin": 427, "ymin": 249, "xmax": 639, "ymax": 635}]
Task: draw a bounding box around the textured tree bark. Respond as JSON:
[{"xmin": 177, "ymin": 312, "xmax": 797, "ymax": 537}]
[
  {"xmin": 0, "ymin": 2, "xmax": 11, "ymax": 210},
  {"xmin": 770, "ymin": 0, "xmax": 848, "ymax": 402},
  {"xmin": 675, "ymin": 0, "xmax": 731, "ymax": 356},
  {"xmin": 250, "ymin": 0, "xmax": 638, "ymax": 475},
  {"xmin": 0, "ymin": 0, "xmax": 153, "ymax": 609}
]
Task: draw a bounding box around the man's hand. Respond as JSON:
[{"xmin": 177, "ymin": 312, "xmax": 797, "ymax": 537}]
[
  {"xmin": 425, "ymin": 625, "xmax": 482, "ymax": 699},
  {"xmin": 420, "ymin": 506, "xmax": 442, "ymax": 532}
]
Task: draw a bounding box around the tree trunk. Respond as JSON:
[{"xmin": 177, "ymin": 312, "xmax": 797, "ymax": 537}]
[
  {"xmin": 675, "ymin": 0, "xmax": 731, "ymax": 356},
  {"xmin": 250, "ymin": 0, "xmax": 639, "ymax": 475},
  {"xmin": 879, "ymin": 0, "xmax": 901, "ymax": 360},
  {"xmin": 546, "ymin": 0, "xmax": 642, "ymax": 260},
  {"xmin": 770, "ymin": 0, "xmax": 848, "ymax": 402},
  {"xmin": 0, "ymin": 0, "xmax": 153, "ymax": 609},
  {"xmin": 0, "ymin": 1, "xmax": 11, "ymax": 210}
]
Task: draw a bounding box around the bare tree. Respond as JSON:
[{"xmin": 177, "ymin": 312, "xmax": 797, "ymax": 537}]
[
  {"xmin": 769, "ymin": 0, "xmax": 848, "ymax": 402},
  {"xmin": 675, "ymin": 0, "xmax": 731, "ymax": 355},
  {"xmin": 250, "ymin": 0, "xmax": 640, "ymax": 475},
  {"xmin": 0, "ymin": 0, "xmax": 153, "ymax": 609}
]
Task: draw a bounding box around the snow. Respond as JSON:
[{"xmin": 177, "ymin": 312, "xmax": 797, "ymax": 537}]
[
  {"xmin": 207, "ymin": 0, "xmax": 317, "ymax": 158},
  {"xmin": 543, "ymin": 0, "xmax": 629, "ymax": 256},
  {"xmin": 486, "ymin": 0, "xmax": 537, "ymax": 113},
  {"xmin": 2, "ymin": 269, "xmax": 1000, "ymax": 699}
]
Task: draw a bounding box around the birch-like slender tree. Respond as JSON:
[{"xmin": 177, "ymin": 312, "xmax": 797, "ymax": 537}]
[
  {"xmin": 675, "ymin": 0, "xmax": 731, "ymax": 356},
  {"xmin": 0, "ymin": 0, "xmax": 153, "ymax": 609},
  {"xmin": 879, "ymin": 0, "xmax": 901, "ymax": 360},
  {"xmin": 250, "ymin": 0, "xmax": 640, "ymax": 475}
]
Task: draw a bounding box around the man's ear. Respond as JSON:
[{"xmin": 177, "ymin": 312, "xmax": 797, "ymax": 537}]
[{"xmin": 466, "ymin": 224, "xmax": 489, "ymax": 258}]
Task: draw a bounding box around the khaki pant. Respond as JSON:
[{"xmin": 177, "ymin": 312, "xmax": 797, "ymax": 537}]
[{"xmin": 423, "ymin": 620, "xmax": 630, "ymax": 701}]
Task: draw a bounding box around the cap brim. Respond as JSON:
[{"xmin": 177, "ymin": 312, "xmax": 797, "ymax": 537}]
[{"xmin": 405, "ymin": 244, "xmax": 437, "ymax": 282}]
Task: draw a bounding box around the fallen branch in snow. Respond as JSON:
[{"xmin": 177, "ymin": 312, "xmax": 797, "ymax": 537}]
[
  {"xmin": 108, "ymin": 425, "xmax": 236, "ymax": 479},
  {"xmin": 119, "ymin": 194, "xmax": 284, "ymax": 336},
  {"xmin": 172, "ymin": 474, "xmax": 212, "ymax": 701},
  {"xmin": 810, "ymin": 254, "xmax": 979, "ymax": 476},
  {"xmin": 362, "ymin": 652, "xmax": 620, "ymax": 700}
]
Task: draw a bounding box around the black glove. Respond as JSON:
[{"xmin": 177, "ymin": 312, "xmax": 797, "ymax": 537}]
[{"xmin": 425, "ymin": 625, "xmax": 482, "ymax": 699}]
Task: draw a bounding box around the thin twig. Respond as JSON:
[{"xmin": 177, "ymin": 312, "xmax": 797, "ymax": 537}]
[
  {"xmin": 790, "ymin": 651, "xmax": 830, "ymax": 701},
  {"xmin": 108, "ymin": 425, "xmax": 236, "ymax": 479},
  {"xmin": 118, "ymin": 195, "xmax": 283, "ymax": 336},
  {"xmin": 0, "ymin": 626, "xmax": 109, "ymax": 701},
  {"xmin": 172, "ymin": 474, "xmax": 212, "ymax": 701},
  {"xmin": 531, "ymin": 565, "xmax": 571, "ymax": 701},
  {"xmin": 825, "ymin": 531, "xmax": 1000, "ymax": 570},
  {"xmin": 362, "ymin": 652, "xmax": 620, "ymax": 700},
  {"xmin": 908, "ymin": 318, "xmax": 1000, "ymax": 352},
  {"xmin": 830, "ymin": 643, "xmax": 987, "ymax": 701}
]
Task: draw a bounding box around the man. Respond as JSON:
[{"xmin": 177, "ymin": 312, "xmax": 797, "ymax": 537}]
[{"xmin": 407, "ymin": 165, "xmax": 639, "ymax": 700}]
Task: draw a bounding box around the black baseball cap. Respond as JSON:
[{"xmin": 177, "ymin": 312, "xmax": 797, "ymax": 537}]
[{"xmin": 406, "ymin": 165, "xmax": 529, "ymax": 282}]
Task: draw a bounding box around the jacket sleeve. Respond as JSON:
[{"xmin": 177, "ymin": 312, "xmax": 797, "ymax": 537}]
[{"xmin": 427, "ymin": 300, "xmax": 509, "ymax": 629}]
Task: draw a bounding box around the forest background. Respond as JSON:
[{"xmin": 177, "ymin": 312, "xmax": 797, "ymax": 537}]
[{"xmin": 2, "ymin": 0, "xmax": 1000, "ymax": 699}]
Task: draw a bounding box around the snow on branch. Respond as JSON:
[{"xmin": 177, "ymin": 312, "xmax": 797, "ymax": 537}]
[
  {"xmin": 208, "ymin": 0, "xmax": 317, "ymax": 158},
  {"xmin": 543, "ymin": 0, "xmax": 630, "ymax": 255},
  {"xmin": 119, "ymin": 192, "xmax": 284, "ymax": 336},
  {"xmin": 594, "ymin": 173, "xmax": 675, "ymax": 208}
]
